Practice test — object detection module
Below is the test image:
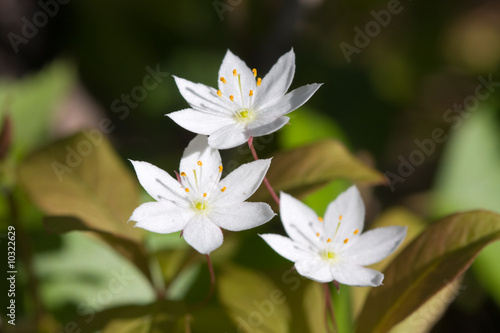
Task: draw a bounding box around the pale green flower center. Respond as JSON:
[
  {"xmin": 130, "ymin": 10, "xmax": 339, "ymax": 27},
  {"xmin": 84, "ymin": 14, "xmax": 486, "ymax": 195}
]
[
  {"xmin": 195, "ymin": 201, "xmax": 206, "ymax": 210},
  {"xmin": 321, "ymin": 249, "xmax": 337, "ymax": 261},
  {"xmin": 236, "ymin": 108, "xmax": 254, "ymax": 123}
]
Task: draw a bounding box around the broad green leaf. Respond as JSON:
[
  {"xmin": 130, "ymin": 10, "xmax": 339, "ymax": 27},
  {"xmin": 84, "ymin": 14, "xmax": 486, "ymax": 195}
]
[
  {"xmin": 218, "ymin": 264, "xmax": 291, "ymax": 333},
  {"xmin": 432, "ymin": 109, "xmax": 500, "ymax": 307},
  {"xmin": 278, "ymin": 106, "xmax": 347, "ymax": 150},
  {"xmin": 44, "ymin": 216, "xmax": 152, "ymax": 283},
  {"xmin": 34, "ymin": 232, "xmax": 155, "ymax": 314},
  {"xmin": 303, "ymin": 282, "xmax": 328, "ymax": 333},
  {"xmin": 351, "ymin": 208, "xmax": 426, "ymax": 318},
  {"xmin": 0, "ymin": 60, "xmax": 75, "ymax": 157},
  {"xmin": 356, "ymin": 210, "xmax": 500, "ymax": 333},
  {"xmin": 252, "ymin": 140, "xmax": 385, "ymax": 203},
  {"xmin": 18, "ymin": 132, "xmax": 142, "ymax": 241}
]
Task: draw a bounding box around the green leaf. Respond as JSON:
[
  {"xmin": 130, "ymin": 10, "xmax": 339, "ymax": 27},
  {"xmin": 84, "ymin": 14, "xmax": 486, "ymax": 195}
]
[
  {"xmin": 218, "ymin": 264, "xmax": 291, "ymax": 333},
  {"xmin": 44, "ymin": 216, "xmax": 152, "ymax": 283},
  {"xmin": 432, "ymin": 109, "xmax": 500, "ymax": 307},
  {"xmin": 356, "ymin": 210, "xmax": 500, "ymax": 333},
  {"xmin": 0, "ymin": 60, "xmax": 75, "ymax": 157},
  {"xmin": 303, "ymin": 282, "xmax": 338, "ymax": 333},
  {"xmin": 252, "ymin": 140, "xmax": 385, "ymax": 204},
  {"xmin": 18, "ymin": 131, "xmax": 142, "ymax": 241}
]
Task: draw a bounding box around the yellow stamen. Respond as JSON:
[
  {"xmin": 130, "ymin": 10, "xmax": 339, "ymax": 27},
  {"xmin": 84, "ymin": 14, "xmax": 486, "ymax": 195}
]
[
  {"xmin": 339, "ymin": 215, "xmax": 343, "ymax": 221},
  {"xmin": 318, "ymin": 217, "xmax": 323, "ymax": 222},
  {"xmin": 316, "ymin": 233, "xmax": 320, "ymax": 237},
  {"xmin": 327, "ymin": 238, "xmax": 331, "ymax": 243},
  {"xmin": 230, "ymin": 95, "xmax": 234, "ymax": 101},
  {"xmin": 233, "ymin": 69, "xmax": 237, "ymax": 76},
  {"xmin": 203, "ymin": 193, "xmax": 207, "ymax": 197},
  {"xmin": 217, "ymin": 90, "xmax": 222, "ymax": 97},
  {"xmin": 249, "ymin": 90, "xmax": 253, "ymax": 96},
  {"xmin": 252, "ymin": 68, "xmax": 257, "ymax": 77},
  {"xmin": 221, "ymin": 187, "xmax": 226, "ymax": 192},
  {"xmin": 257, "ymin": 78, "xmax": 262, "ymax": 86},
  {"xmin": 197, "ymin": 161, "xmax": 202, "ymax": 166},
  {"xmin": 180, "ymin": 172, "xmax": 186, "ymax": 177},
  {"xmin": 354, "ymin": 229, "xmax": 359, "ymax": 235},
  {"xmin": 185, "ymin": 188, "xmax": 190, "ymax": 192},
  {"xmin": 220, "ymin": 77, "xmax": 227, "ymax": 84},
  {"xmin": 344, "ymin": 238, "xmax": 349, "ymax": 244},
  {"xmin": 218, "ymin": 166, "xmax": 223, "ymax": 172}
]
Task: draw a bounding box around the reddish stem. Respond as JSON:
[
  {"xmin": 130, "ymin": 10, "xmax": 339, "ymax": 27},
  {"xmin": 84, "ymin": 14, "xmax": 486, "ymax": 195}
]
[{"xmin": 247, "ymin": 137, "xmax": 280, "ymax": 206}]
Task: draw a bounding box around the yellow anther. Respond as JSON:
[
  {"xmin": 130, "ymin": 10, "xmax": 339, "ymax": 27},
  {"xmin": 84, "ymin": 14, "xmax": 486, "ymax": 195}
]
[
  {"xmin": 344, "ymin": 238, "xmax": 349, "ymax": 244},
  {"xmin": 197, "ymin": 161, "xmax": 202, "ymax": 166},
  {"xmin": 203, "ymin": 193, "xmax": 207, "ymax": 197},
  {"xmin": 217, "ymin": 90, "xmax": 222, "ymax": 97},
  {"xmin": 339, "ymin": 215, "xmax": 343, "ymax": 221},
  {"xmin": 353, "ymin": 229, "xmax": 359, "ymax": 235},
  {"xmin": 218, "ymin": 166, "xmax": 223, "ymax": 172},
  {"xmin": 318, "ymin": 217, "xmax": 323, "ymax": 222},
  {"xmin": 249, "ymin": 90, "xmax": 253, "ymax": 96},
  {"xmin": 233, "ymin": 69, "xmax": 237, "ymax": 76},
  {"xmin": 316, "ymin": 233, "xmax": 320, "ymax": 237},
  {"xmin": 230, "ymin": 95, "xmax": 234, "ymax": 101},
  {"xmin": 185, "ymin": 188, "xmax": 190, "ymax": 192},
  {"xmin": 220, "ymin": 77, "xmax": 227, "ymax": 84},
  {"xmin": 252, "ymin": 68, "xmax": 257, "ymax": 77},
  {"xmin": 257, "ymin": 77, "xmax": 262, "ymax": 86},
  {"xmin": 180, "ymin": 172, "xmax": 186, "ymax": 177},
  {"xmin": 221, "ymin": 187, "xmax": 226, "ymax": 192},
  {"xmin": 327, "ymin": 238, "xmax": 332, "ymax": 243}
]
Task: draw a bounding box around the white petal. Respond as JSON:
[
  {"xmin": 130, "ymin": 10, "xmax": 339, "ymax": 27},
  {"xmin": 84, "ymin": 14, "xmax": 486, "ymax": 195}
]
[
  {"xmin": 254, "ymin": 49, "xmax": 295, "ymax": 109},
  {"xmin": 215, "ymin": 159, "xmax": 271, "ymax": 205},
  {"xmin": 295, "ymin": 256, "xmax": 335, "ymax": 283},
  {"xmin": 179, "ymin": 135, "xmax": 222, "ymax": 192},
  {"xmin": 207, "ymin": 123, "xmax": 249, "ymax": 149},
  {"xmin": 217, "ymin": 50, "xmax": 255, "ymax": 107},
  {"xmin": 246, "ymin": 116, "xmax": 290, "ymax": 137},
  {"xmin": 260, "ymin": 234, "xmax": 312, "ymax": 262},
  {"xmin": 324, "ymin": 186, "xmax": 365, "ymax": 244},
  {"xmin": 209, "ymin": 202, "xmax": 275, "ymax": 231},
  {"xmin": 342, "ymin": 226, "xmax": 407, "ymax": 266},
  {"xmin": 173, "ymin": 76, "xmax": 231, "ymax": 113},
  {"xmin": 167, "ymin": 109, "xmax": 235, "ymax": 135},
  {"xmin": 183, "ymin": 214, "xmax": 223, "ymax": 254},
  {"xmin": 259, "ymin": 84, "xmax": 322, "ymax": 119},
  {"xmin": 130, "ymin": 201, "xmax": 191, "ymax": 233},
  {"xmin": 331, "ymin": 262, "xmax": 384, "ymax": 287},
  {"xmin": 280, "ymin": 192, "xmax": 322, "ymax": 249},
  {"xmin": 129, "ymin": 160, "xmax": 188, "ymax": 205}
]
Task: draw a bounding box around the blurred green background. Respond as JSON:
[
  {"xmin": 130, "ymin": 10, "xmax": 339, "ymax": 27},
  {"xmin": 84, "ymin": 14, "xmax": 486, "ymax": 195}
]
[{"xmin": 1, "ymin": 0, "xmax": 500, "ymax": 332}]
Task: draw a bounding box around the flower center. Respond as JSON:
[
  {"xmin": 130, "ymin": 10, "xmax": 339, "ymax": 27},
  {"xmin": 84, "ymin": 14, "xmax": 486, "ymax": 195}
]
[
  {"xmin": 195, "ymin": 201, "xmax": 206, "ymax": 210},
  {"xmin": 322, "ymin": 249, "xmax": 337, "ymax": 261},
  {"xmin": 235, "ymin": 108, "xmax": 254, "ymax": 123}
]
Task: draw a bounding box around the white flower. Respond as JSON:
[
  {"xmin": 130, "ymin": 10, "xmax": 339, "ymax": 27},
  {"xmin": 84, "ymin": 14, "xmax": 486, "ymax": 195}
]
[
  {"xmin": 260, "ymin": 186, "xmax": 407, "ymax": 286},
  {"xmin": 167, "ymin": 49, "xmax": 322, "ymax": 149},
  {"xmin": 129, "ymin": 135, "xmax": 276, "ymax": 254}
]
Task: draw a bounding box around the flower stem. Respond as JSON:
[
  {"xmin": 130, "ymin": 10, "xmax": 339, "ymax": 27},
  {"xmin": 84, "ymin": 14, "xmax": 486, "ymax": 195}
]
[
  {"xmin": 206, "ymin": 254, "xmax": 216, "ymax": 300},
  {"xmin": 323, "ymin": 283, "xmax": 338, "ymax": 333},
  {"xmin": 247, "ymin": 137, "xmax": 280, "ymax": 206}
]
